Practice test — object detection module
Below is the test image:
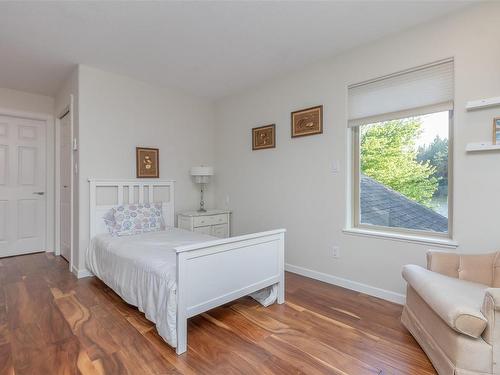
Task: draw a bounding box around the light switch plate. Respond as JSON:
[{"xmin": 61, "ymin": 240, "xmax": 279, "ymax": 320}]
[{"xmin": 332, "ymin": 160, "xmax": 340, "ymax": 173}]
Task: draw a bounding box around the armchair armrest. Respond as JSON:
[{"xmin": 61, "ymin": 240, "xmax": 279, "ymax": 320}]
[
  {"xmin": 482, "ymin": 288, "xmax": 500, "ymax": 373},
  {"xmin": 426, "ymin": 250, "xmax": 459, "ymax": 278},
  {"xmin": 484, "ymin": 289, "xmax": 500, "ymax": 310}
]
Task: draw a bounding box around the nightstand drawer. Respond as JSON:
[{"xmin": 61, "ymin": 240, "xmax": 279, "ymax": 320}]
[
  {"xmin": 212, "ymin": 224, "xmax": 228, "ymax": 238},
  {"xmin": 193, "ymin": 226, "xmax": 212, "ymax": 235},
  {"xmin": 193, "ymin": 214, "xmax": 227, "ymax": 227}
]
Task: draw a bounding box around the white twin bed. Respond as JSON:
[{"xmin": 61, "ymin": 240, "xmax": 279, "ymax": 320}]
[{"xmin": 86, "ymin": 179, "xmax": 285, "ymax": 354}]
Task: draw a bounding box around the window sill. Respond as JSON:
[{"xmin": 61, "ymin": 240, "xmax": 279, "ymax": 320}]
[{"xmin": 342, "ymin": 227, "xmax": 459, "ymax": 249}]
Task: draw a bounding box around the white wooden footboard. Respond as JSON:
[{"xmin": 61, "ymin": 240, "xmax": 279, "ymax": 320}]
[{"xmin": 174, "ymin": 229, "xmax": 285, "ymax": 354}]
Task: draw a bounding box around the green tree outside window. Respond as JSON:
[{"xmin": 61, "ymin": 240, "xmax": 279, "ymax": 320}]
[{"xmin": 360, "ymin": 118, "xmax": 439, "ymax": 207}]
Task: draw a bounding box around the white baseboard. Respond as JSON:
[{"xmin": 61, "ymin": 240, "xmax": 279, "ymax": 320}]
[
  {"xmin": 285, "ymin": 263, "xmax": 405, "ymax": 305},
  {"xmin": 71, "ymin": 265, "xmax": 93, "ymax": 279}
]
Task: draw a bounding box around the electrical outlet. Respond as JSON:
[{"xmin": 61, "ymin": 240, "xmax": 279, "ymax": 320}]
[{"xmin": 332, "ymin": 246, "xmax": 340, "ymax": 258}]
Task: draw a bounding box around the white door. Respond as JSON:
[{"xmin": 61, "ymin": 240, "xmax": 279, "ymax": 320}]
[
  {"xmin": 0, "ymin": 115, "xmax": 46, "ymax": 257},
  {"xmin": 59, "ymin": 113, "xmax": 71, "ymax": 261}
]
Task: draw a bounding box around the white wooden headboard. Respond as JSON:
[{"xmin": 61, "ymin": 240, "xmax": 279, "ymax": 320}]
[{"xmin": 89, "ymin": 178, "xmax": 175, "ymax": 239}]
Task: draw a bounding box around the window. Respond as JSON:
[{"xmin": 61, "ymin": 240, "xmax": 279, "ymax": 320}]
[{"xmin": 349, "ymin": 60, "xmax": 453, "ymax": 237}]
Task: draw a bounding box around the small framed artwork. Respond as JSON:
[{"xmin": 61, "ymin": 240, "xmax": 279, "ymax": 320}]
[
  {"xmin": 291, "ymin": 105, "xmax": 323, "ymax": 138},
  {"xmin": 136, "ymin": 147, "xmax": 159, "ymax": 178},
  {"xmin": 252, "ymin": 124, "xmax": 276, "ymax": 150},
  {"xmin": 494, "ymin": 117, "xmax": 500, "ymax": 145}
]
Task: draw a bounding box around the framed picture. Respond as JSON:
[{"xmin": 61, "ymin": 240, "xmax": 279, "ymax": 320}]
[
  {"xmin": 494, "ymin": 117, "xmax": 500, "ymax": 145},
  {"xmin": 291, "ymin": 105, "xmax": 323, "ymax": 138},
  {"xmin": 252, "ymin": 124, "xmax": 276, "ymax": 150},
  {"xmin": 136, "ymin": 147, "xmax": 159, "ymax": 178}
]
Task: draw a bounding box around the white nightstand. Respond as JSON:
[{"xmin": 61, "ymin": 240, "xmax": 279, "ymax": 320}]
[{"xmin": 177, "ymin": 209, "xmax": 231, "ymax": 238}]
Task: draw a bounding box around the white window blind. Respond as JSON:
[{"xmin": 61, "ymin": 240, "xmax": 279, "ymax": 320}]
[{"xmin": 348, "ymin": 59, "xmax": 454, "ymax": 127}]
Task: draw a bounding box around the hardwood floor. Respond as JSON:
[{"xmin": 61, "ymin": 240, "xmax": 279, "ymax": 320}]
[{"xmin": 0, "ymin": 252, "xmax": 435, "ymax": 375}]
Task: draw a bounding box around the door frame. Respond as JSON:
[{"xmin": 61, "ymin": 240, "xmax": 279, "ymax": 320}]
[
  {"xmin": 55, "ymin": 95, "xmax": 74, "ymax": 271},
  {"xmin": 0, "ymin": 106, "xmax": 54, "ymax": 255}
]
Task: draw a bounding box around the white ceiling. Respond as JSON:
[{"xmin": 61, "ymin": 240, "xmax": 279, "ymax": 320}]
[{"xmin": 0, "ymin": 1, "xmax": 474, "ymax": 99}]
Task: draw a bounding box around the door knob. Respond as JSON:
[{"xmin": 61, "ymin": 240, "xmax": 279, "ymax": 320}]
[{"xmin": 33, "ymin": 192, "xmax": 45, "ymax": 195}]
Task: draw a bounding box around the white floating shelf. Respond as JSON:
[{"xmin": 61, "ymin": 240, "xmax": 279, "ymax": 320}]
[
  {"xmin": 466, "ymin": 96, "xmax": 500, "ymax": 111},
  {"xmin": 466, "ymin": 142, "xmax": 500, "ymax": 152}
]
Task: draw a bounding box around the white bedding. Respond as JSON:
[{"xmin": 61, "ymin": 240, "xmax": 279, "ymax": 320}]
[{"xmin": 86, "ymin": 227, "xmax": 276, "ymax": 347}]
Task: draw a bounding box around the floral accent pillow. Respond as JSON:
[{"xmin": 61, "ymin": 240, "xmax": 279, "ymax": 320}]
[
  {"xmin": 103, "ymin": 209, "xmax": 117, "ymax": 234},
  {"xmin": 109, "ymin": 203, "xmax": 165, "ymax": 236}
]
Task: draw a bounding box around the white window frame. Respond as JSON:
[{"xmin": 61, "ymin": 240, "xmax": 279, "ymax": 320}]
[{"xmin": 350, "ymin": 110, "xmax": 454, "ymax": 241}]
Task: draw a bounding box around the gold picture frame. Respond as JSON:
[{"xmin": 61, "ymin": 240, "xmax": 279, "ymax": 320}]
[
  {"xmin": 136, "ymin": 147, "xmax": 159, "ymax": 178},
  {"xmin": 291, "ymin": 105, "xmax": 323, "ymax": 138},
  {"xmin": 494, "ymin": 117, "xmax": 500, "ymax": 145},
  {"xmin": 252, "ymin": 124, "xmax": 276, "ymax": 150}
]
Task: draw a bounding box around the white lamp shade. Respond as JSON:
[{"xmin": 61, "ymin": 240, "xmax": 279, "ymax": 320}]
[
  {"xmin": 190, "ymin": 166, "xmax": 213, "ymax": 184},
  {"xmin": 190, "ymin": 166, "xmax": 214, "ymax": 176}
]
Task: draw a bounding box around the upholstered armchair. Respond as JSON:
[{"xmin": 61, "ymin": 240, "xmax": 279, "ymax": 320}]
[{"xmin": 402, "ymin": 250, "xmax": 500, "ymax": 375}]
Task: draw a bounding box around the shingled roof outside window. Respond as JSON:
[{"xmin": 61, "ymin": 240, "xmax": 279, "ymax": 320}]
[{"xmin": 360, "ymin": 175, "xmax": 448, "ymax": 233}]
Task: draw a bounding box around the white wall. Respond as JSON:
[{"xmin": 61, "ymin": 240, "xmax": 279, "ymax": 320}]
[
  {"xmin": 0, "ymin": 87, "xmax": 56, "ymax": 252},
  {"xmin": 0, "ymin": 87, "xmax": 54, "ymax": 115},
  {"xmin": 76, "ymin": 65, "xmax": 215, "ymax": 271},
  {"xmin": 214, "ymin": 3, "xmax": 500, "ymax": 301}
]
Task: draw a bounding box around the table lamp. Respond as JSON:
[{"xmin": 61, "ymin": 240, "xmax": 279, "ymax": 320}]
[{"xmin": 190, "ymin": 166, "xmax": 213, "ymax": 212}]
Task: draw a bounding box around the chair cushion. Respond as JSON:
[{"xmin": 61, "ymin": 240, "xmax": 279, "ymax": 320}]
[
  {"xmin": 459, "ymin": 252, "xmax": 497, "ymax": 286},
  {"xmin": 427, "ymin": 251, "xmax": 459, "ymax": 278},
  {"xmin": 402, "ymin": 265, "xmax": 488, "ymax": 338},
  {"xmin": 427, "ymin": 250, "xmax": 499, "ymax": 286}
]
